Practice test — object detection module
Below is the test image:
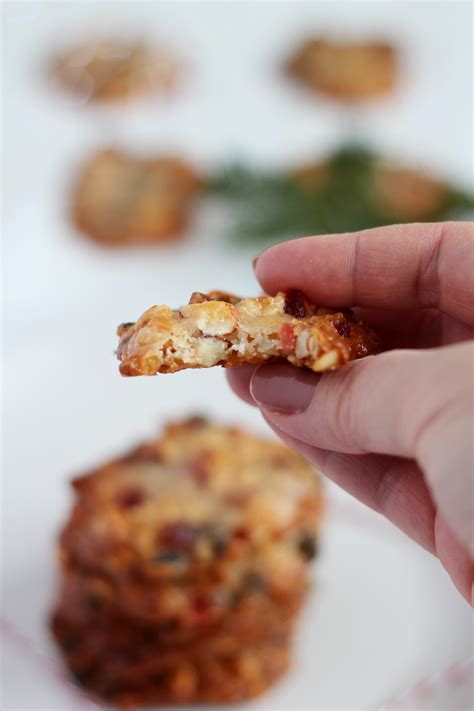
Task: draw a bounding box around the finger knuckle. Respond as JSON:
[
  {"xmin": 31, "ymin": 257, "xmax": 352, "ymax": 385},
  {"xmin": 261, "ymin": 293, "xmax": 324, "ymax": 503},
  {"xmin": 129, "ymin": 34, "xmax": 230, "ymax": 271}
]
[{"xmin": 327, "ymin": 362, "xmax": 369, "ymax": 453}]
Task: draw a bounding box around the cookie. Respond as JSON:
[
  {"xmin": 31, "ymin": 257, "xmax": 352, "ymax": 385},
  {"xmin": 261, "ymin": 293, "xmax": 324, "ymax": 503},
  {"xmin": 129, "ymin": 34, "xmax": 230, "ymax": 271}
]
[
  {"xmin": 287, "ymin": 38, "xmax": 397, "ymax": 101},
  {"xmin": 51, "ymin": 418, "xmax": 322, "ymax": 705},
  {"xmin": 373, "ymin": 164, "xmax": 450, "ymax": 220},
  {"xmin": 294, "ymin": 156, "xmax": 451, "ymax": 222},
  {"xmin": 52, "ymin": 39, "xmax": 178, "ymax": 104},
  {"xmin": 53, "ymin": 566, "xmax": 305, "ymax": 643},
  {"xmin": 116, "ymin": 290, "xmax": 379, "ymax": 375},
  {"xmin": 52, "ymin": 606, "xmax": 291, "ymax": 705},
  {"xmin": 59, "ymin": 418, "xmax": 322, "ymax": 594},
  {"xmin": 72, "ymin": 149, "xmax": 200, "ymax": 245}
]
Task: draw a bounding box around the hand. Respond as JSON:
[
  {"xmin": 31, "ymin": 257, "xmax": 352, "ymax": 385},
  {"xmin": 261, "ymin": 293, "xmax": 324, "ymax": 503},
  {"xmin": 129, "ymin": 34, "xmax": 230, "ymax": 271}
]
[{"xmin": 227, "ymin": 222, "xmax": 474, "ymax": 604}]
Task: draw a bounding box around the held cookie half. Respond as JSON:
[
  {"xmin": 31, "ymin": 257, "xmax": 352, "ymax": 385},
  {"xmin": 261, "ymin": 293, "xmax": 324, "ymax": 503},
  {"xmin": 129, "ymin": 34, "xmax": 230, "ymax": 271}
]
[{"xmin": 117, "ymin": 290, "xmax": 379, "ymax": 375}]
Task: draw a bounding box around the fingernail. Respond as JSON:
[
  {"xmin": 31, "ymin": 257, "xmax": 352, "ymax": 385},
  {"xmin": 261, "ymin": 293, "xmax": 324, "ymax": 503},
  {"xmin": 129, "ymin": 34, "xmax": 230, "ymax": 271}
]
[
  {"xmin": 250, "ymin": 363, "xmax": 319, "ymax": 414},
  {"xmin": 252, "ymin": 255, "xmax": 260, "ymax": 270}
]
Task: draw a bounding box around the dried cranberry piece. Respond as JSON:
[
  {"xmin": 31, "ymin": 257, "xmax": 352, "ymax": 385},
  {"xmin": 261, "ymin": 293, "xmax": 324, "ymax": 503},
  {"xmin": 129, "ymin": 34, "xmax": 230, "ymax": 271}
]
[
  {"xmin": 192, "ymin": 592, "xmax": 212, "ymax": 617},
  {"xmin": 184, "ymin": 415, "xmax": 209, "ymax": 428},
  {"xmin": 72, "ymin": 668, "xmax": 94, "ymax": 687},
  {"xmin": 160, "ymin": 522, "xmax": 198, "ymax": 549},
  {"xmin": 280, "ymin": 322, "xmax": 297, "ymax": 352},
  {"xmin": 271, "ymin": 453, "xmax": 292, "ymax": 467},
  {"xmin": 60, "ymin": 634, "xmax": 81, "ymax": 653},
  {"xmin": 244, "ymin": 573, "xmax": 267, "ymax": 593},
  {"xmin": 116, "ymin": 487, "xmax": 146, "ymax": 509},
  {"xmin": 297, "ymin": 532, "xmax": 318, "ymax": 560},
  {"xmin": 212, "ymin": 537, "xmax": 228, "ymax": 557},
  {"xmin": 154, "ymin": 550, "xmax": 187, "ymax": 567},
  {"xmin": 84, "ymin": 592, "xmax": 102, "ymax": 611},
  {"xmin": 188, "ymin": 450, "xmax": 212, "ymax": 486},
  {"xmin": 225, "ymin": 491, "xmax": 249, "ymax": 507},
  {"xmin": 199, "ymin": 524, "xmax": 229, "ymax": 557},
  {"xmin": 334, "ymin": 318, "xmax": 352, "ymax": 338},
  {"xmin": 233, "ymin": 526, "xmax": 250, "ymax": 541},
  {"xmin": 284, "ymin": 290, "xmax": 308, "ymax": 318}
]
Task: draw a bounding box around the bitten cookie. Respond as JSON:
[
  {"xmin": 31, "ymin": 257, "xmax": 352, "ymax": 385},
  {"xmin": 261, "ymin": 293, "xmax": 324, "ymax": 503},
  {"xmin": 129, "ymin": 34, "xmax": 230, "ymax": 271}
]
[
  {"xmin": 286, "ymin": 38, "xmax": 397, "ymax": 101},
  {"xmin": 51, "ymin": 417, "xmax": 323, "ymax": 705},
  {"xmin": 72, "ymin": 149, "xmax": 200, "ymax": 245},
  {"xmin": 117, "ymin": 290, "xmax": 379, "ymax": 375},
  {"xmin": 52, "ymin": 39, "xmax": 178, "ymax": 103}
]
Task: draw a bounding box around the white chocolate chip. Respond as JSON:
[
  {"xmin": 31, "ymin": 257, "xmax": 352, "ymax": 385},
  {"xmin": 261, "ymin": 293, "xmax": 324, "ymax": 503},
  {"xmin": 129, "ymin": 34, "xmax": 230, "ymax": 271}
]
[{"xmin": 195, "ymin": 338, "xmax": 228, "ymax": 366}]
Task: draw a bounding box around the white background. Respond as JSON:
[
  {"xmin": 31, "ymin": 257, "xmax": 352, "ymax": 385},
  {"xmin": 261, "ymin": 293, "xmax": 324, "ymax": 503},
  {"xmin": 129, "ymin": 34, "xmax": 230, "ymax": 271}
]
[{"xmin": 2, "ymin": 2, "xmax": 473, "ymax": 709}]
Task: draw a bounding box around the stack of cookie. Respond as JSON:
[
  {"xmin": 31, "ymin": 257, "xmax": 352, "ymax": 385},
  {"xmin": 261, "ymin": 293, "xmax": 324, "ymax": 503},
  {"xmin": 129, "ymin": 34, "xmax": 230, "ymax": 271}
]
[{"xmin": 51, "ymin": 417, "xmax": 323, "ymax": 706}]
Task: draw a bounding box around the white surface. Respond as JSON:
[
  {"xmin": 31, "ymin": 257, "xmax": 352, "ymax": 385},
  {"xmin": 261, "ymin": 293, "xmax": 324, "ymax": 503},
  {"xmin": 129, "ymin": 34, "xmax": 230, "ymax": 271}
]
[
  {"xmin": 2, "ymin": 2, "xmax": 473, "ymax": 710},
  {"xmin": 377, "ymin": 658, "xmax": 474, "ymax": 711}
]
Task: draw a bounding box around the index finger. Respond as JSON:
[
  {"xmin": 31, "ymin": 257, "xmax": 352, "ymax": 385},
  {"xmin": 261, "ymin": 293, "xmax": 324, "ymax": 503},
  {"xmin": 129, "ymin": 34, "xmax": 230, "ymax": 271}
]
[{"xmin": 254, "ymin": 222, "xmax": 474, "ymax": 326}]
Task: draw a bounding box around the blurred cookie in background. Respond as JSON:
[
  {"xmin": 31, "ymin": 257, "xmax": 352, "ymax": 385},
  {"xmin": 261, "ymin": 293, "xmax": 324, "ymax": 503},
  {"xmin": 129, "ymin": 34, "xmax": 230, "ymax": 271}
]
[
  {"xmin": 50, "ymin": 417, "xmax": 324, "ymax": 705},
  {"xmin": 371, "ymin": 164, "xmax": 452, "ymax": 221},
  {"xmin": 72, "ymin": 148, "xmax": 201, "ymax": 246},
  {"xmin": 293, "ymin": 149, "xmax": 466, "ymax": 221},
  {"xmin": 210, "ymin": 145, "xmax": 474, "ymax": 245},
  {"xmin": 51, "ymin": 38, "xmax": 179, "ymax": 104},
  {"xmin": 286, "ymin": 38, "xmax": 397, "ymax": 102}
]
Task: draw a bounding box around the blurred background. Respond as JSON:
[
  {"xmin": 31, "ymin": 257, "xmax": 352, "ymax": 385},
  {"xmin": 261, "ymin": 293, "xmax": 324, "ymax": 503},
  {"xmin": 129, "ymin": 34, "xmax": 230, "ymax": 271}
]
[{"xmin": 2, "ymin": 2, "xmax": 473, "ymax": 709}]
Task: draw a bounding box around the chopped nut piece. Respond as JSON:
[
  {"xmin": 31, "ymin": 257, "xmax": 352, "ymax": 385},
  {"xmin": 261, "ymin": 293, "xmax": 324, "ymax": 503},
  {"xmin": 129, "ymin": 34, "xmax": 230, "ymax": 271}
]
[{"xmin": 314, "ymin": 349, "xmax": 340, "ymax": 371}]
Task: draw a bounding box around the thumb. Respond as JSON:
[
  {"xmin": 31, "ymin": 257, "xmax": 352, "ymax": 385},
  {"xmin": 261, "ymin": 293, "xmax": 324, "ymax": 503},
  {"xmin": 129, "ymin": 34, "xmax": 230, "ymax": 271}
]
[{"xmin": 250, "ymin": 342, "xmax": 474, "ymax": 554}]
